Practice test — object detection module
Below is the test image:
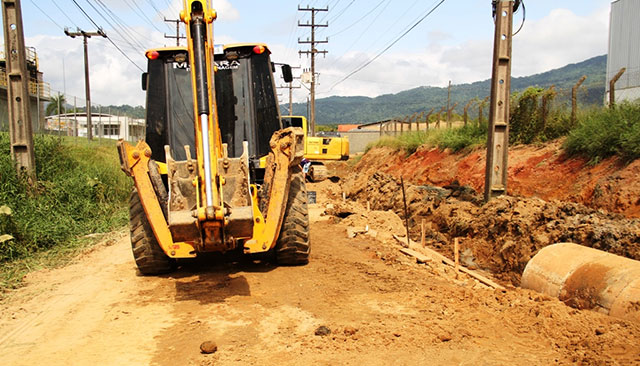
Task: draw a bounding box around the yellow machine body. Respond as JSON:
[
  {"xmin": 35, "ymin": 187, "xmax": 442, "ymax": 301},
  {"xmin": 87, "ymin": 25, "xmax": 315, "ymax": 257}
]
[{"xmin": 117, "ymin": 0, "xmax": 307, "ymax": 264}]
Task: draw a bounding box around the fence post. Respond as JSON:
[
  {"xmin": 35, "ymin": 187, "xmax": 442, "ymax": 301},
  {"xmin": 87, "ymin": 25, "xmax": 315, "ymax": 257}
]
[
  {"xmin": 436, "ymin": 106, "xmax": 446, "ymax": 129},
  {"xmin": 609, "ymin": 67, "xmax": 626, "ymax": 109},
  {"xmin": 424, "ymin": 107, "xmax": 434, "ymax": 131},
  {"xmin": 463, "ymin": 100, "xmax": 474, "ymax": 126},
  {"xmin": 571, "ymin": 75, "xmax": 587, "ymax": 125},
  {"xmin": 447, "ymin": 102, "xmax": 458, "ymax": 129},
  {"xmin": 540, "ymin": 85, "xmax": 555, "ymax": 129}
]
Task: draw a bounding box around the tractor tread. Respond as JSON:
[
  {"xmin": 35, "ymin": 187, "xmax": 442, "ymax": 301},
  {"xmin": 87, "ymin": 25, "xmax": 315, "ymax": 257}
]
[
  {"xmin": 275, "ymin": 167, "xmax": 311, "ymax": 265},
  {"xmin": 129, "ymin": 188, "xmax": 175, "ymax": 275}
]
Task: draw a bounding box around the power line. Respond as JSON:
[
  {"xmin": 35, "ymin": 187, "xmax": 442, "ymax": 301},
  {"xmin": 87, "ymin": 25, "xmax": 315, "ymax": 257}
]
[
  {"xmin": 328, "ymin": 0, "xmax": 386, "ymax": 37},
  {"xmin": 94, "ymin": 0, "xmax": 156, "ymax": 46},
  {"xmin": 71, "ymin": 0, "xmax": 145, "ymax": 72},
  {"xmin": 28, "ymin": 0, "xmax": 63, "ymax": 29},
  {"xmin": 51, "ymin": 0, "xmax": 79, "ymax": 28},
  {"xmin": 122, "ymin": 0, "xmax": 164, "ymax": 33},
  {"xmin": 86, "ymin": 0, "xmax": 147, "ymax": 53},
  {"xmin": 328, "ymin": 0, "xmax": 447, "ymax": 91}
]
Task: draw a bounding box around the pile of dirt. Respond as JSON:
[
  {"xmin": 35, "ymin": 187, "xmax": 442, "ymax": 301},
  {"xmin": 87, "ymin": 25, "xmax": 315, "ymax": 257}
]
[{"xmin": 339, "ymin": 170, "xmax": 640, "ymax": 285}]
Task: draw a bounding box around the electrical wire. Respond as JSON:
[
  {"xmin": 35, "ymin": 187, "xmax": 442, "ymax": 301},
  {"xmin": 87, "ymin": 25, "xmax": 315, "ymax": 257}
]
[
  {"xmin": 50, "ymin": 0, "xmax": 79, "ymax": 28},
  {"xmin": 122, "ymin": 0, "xmax": 164, "ymax": 33},
  {"xmin": 328, "ymin": 0, "xmax": 387, "ymax": 38},
  {"xmin": 328, "ymin": 0, "xmax": 447, "ymax": 91},
  {"xmin": 85, "ymin": 0, "xmax": 147, "ymax": 53},
  {"xmin": 71, "ymin": 0, "xmax": 145, "ymax": 72},
  {"xmin": 92, "ymin": 0, "xmax": 149, "ymax": 50},
  {"xmin": 513, "ymin": 0, "xmax": 526, "ymax": 36},
  {"xmin": 29, "ymin": 0, "xmax": 64, "ymax": 29}
]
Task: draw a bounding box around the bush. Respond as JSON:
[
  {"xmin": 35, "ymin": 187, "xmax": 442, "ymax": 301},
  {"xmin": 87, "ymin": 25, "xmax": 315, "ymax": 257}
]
[
  {"xmin": 438, "ymin": 122, "xmax": 488, "ymax": 152},
  {"xmin": 0, "ymin": 135, "xmax": 130, "ymax": 262},
  {"xmin": 564, "ymin": 102, "xmax": 640, "ymax": 162}
]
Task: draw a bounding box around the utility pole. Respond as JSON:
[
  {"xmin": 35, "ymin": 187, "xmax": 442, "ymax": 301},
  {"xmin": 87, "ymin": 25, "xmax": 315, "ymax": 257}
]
[
  {"xmin": 2, "ymin": 0, "xmax": 35, "ymax": 177},
  {"xmin": 64, "ymin": 27, "xmax": 106, "ymax": 141},
  {"xmin": 298, "ymin": 5, "xmax": 328, "ymax": 137},
  {"xmin": 277, "ymin": 66, "xmax": 301, "ymax": 116},
  {"xmin": 164, "ymin": 18, "xmax": 185, "ymax": 46},
  {"xmin": 485, "ymin": 0, "xmax": 515, "ymax": 202}
]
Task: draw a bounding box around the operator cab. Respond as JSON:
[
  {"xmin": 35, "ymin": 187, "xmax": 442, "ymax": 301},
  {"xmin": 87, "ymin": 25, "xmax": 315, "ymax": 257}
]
[{"xmin": 141, "ymin": 44, "xmax": 292, "ymax": 182}]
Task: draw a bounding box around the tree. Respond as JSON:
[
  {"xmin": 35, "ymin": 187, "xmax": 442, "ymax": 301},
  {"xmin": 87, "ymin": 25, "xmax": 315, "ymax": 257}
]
[{"xmin": 46, "ymin": 94, "xmax": 66, "ymax": 116}]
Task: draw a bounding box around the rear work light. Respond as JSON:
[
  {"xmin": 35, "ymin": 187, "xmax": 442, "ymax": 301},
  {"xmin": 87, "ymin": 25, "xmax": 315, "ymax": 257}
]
[
  {"xmin": 252, "ymin": 45, "xmax": 265, "ymax": 54},
  {"xmin": 146, "ymin": 50, "xmax": 160, "ymax": 60}
]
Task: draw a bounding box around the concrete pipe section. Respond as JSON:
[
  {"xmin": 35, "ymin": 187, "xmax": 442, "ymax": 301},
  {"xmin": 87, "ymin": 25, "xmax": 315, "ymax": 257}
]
[{"xmin": 521, "ymin": 243, "xmax": 640, "ymax": 322}]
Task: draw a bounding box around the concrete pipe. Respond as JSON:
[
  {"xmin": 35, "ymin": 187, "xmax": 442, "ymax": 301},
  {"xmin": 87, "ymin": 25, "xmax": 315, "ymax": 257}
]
[{"xmin": 521, "ymin": 243, "xmax": 640, "ymax": 322}]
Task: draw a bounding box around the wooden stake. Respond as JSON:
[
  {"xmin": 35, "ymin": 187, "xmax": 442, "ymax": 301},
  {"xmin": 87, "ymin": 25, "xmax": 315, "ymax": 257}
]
[
  {"xmin": 421, "ymin": 219, "xmax": 426, "ymax": 248},
  {"xmin": 454, "ymin": 238, "xmax": 460, "ymax": 279},
  {"xmin": 342, "ymin": 192, "xmax": 346, "ymax": 202},
  {"xmin": 367, "ymin": 201, "xmax": 370, "ymax": 212},
  {"xmin": 400, "ymin": 177, "xmax": 410, "ymax": 248}
]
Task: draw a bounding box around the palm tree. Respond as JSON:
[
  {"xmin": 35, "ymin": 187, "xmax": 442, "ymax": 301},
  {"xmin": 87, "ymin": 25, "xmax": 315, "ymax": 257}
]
[{"xmin": 46, "ymin": 94, "xmax": 66, "ymax": 116}]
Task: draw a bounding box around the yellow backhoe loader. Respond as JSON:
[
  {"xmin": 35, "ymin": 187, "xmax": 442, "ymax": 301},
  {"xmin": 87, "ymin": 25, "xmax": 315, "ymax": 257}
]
[
  {"xmin": 281, "ymin": 115, "xmax": 349, "ymax": 182},
  {"xmin": 116, "ymin": 0, "xmax": 309, "ymax": 274}
]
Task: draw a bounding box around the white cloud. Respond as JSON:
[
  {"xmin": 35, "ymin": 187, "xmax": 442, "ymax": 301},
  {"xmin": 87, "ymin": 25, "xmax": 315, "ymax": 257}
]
[{"xmin": 295, "ymin": 6, "xmax": 610, "ymax": 102}]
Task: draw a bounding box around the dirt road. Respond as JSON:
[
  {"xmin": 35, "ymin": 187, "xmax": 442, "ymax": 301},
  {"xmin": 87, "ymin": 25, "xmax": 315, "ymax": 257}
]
[{"xmin": 1, "ymin": 187, "xmax": 639, "ymax": 365}]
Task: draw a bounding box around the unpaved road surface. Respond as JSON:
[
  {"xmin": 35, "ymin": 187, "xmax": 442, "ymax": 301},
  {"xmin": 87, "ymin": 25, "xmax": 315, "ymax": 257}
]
[{"xmin": 1, "ymin": 185, "xmax": 640, "ymax": 365}]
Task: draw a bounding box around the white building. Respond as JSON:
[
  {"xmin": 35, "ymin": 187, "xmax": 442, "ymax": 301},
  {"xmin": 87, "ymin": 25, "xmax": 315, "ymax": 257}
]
[
  {"xmin": 606, "ymin": 0, "xmax": 640, "ymax": 103},
  {"xmin": 44, "ymin": 112, "xmax": 145, "ymax": 141}
]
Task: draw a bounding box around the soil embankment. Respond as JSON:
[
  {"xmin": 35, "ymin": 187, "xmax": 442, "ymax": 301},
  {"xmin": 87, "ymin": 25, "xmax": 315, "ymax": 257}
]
[{"xmin": 336, "ymin": 142, "xmax": 640, "ymax": 285}]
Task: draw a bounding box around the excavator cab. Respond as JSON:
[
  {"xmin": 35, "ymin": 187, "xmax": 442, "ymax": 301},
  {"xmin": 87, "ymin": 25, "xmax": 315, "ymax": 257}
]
[
  {"xmin": 143, "ymin": 44, "xmax": 291, "ymax": 183},
  {"xmin": 118, "ymin": 0, "xmax": 309, "ymax": 275}
]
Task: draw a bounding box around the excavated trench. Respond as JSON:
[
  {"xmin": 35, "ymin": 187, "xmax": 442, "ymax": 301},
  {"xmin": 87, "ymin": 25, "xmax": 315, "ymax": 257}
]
[{"xmin": 328, "ymin": 147, "xmax": 640, "ymax": 286}]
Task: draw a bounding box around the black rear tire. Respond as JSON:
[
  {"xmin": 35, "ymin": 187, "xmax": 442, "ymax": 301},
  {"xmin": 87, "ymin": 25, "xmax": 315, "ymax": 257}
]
[
  {"xmin": 275, "ymin": 167, "xmax": 311, "ymax": 265},
  {"xmin": 129, "ymin": 188, "xmax": 176, "ymax": 275}
]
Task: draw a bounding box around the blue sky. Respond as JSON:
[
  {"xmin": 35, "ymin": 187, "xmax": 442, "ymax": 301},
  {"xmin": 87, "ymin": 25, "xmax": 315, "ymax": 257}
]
[{"xmin": 12, "ymin": 0, "xmax": 611, "ymax": 106}]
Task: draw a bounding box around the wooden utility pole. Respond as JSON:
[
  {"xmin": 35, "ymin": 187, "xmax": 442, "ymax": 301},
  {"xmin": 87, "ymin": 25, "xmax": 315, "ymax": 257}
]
[
  {"xmin": 484, "ymin": 0, "xmax": 514, "ymax": 202},
  {"xmin": 278, "ymin": 82, "xmax": 301, "ymax": 116},
  {"xmin": 609, "ymin": 67, "xmax": 626, "ymax": 109},
  {"xmin": 164, "ymin": 18, "xmax": 185, "ymax": 46},
  {"xmin": 571, "ymin": 75, "xmax": 586, "ymax": 125},
  {"xmin": 298, "ymin": 6, "xmax": 328, "ymax": 137},
  {"xmin": 2, "ymin": 0, "xmax": 35, "ymax": 177},
  {"xmin": 64, "ymin": 27, "xmax": 107, "ymax": 140}
]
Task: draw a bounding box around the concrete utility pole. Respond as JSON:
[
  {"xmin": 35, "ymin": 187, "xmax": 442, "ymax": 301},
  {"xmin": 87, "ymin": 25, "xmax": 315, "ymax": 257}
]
[
  {"xmin": 164, "ymin": 18, "xmax": 185, "ymax": 46},
  {"xmin": 484, "ymin": 0, "xmax": 515, "ymax": 202},
  {"xmin": 64, "ymin": 27, "xmax": 106, "ymax": 140},
  {"xmin": 298, "ymin": 5, "xmax": 328, "ymax": 137},
  {"xmin": 2, "ymin": 0, "xmax": 35, "ymax": 177}
]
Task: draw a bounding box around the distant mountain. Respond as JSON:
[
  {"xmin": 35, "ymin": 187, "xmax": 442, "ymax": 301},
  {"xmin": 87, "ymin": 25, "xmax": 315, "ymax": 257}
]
[{"xmin": 285, "ymin": 55, "xmax": 607, "ymax": 125}]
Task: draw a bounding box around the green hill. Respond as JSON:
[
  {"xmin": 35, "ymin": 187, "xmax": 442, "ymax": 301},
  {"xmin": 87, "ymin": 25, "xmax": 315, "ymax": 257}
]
[{"xmin": 286, "ymin": 55, "xmax": 607, "ymax": 125}]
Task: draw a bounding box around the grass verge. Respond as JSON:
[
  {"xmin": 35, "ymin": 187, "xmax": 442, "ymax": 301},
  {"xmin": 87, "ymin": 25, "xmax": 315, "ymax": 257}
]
[{"xmin": 0, "ymin": 135, "xmax": 130, "ymax": 293}]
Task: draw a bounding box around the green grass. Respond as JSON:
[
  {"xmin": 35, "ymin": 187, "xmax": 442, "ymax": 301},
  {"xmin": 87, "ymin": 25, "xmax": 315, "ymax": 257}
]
[
  {"xmin": 564, "ymin": 102, "xmax": 640, "ymax": 163},
  {"xmin": 0, "ymin": 134, "xmax": 130, "ymax": 291},
  {"xmin": 366, "ymin": 122, "xmax": 487, "ymax": 154}
]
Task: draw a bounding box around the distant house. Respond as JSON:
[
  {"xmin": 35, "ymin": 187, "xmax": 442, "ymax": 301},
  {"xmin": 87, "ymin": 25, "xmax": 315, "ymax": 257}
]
[
  {"xmin": 337, "ymin": 124, "xmax": 359, "ymax": 132},
  {"xmin": 45, "ymin": 112, "xmax": 145, "ymax": 141},
  {"xmin": 606, "ymin": 0, "xmax": 640, "ymax": 103}
]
